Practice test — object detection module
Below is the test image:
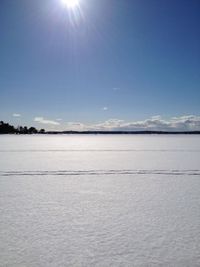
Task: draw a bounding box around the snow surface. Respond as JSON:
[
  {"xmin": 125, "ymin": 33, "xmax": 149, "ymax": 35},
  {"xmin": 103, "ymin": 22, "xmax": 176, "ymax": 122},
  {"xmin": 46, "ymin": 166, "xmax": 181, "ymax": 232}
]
[{"xmin": 0, "ymin": 135, "xmax": 200, "ymax": 266}]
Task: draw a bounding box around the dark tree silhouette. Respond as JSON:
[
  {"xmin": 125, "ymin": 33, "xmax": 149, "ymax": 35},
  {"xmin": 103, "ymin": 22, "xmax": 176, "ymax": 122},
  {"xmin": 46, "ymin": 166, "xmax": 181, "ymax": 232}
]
[
  {"xmin": 0, "ymin": 121, "xmax": 15, "ymax": 134},
  {"xmin": 39, "ymin": 129, "xmax": 45, "ymax": 134},
  {"xmin": 0, "ymin": 121, "xmax": 45, "ymax": 134},
  {"xmin": 28, "ymin": 127, "xmax": 38, "ymax": 134}
]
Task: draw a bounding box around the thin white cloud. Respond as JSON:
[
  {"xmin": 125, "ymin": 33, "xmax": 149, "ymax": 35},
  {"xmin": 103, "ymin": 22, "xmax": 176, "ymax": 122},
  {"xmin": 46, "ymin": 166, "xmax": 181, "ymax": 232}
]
[
  {"xmin": 66, "ymin": 122, "xmax": 86, "ymax": 131},
  {"xmin": 113, "ymin": 87, "xmax": 120, "ymax": 91},
  {"xmin": 102, "ymin": 107, "xmax": 108, "ymax": 111},
  {"xmin": 64, "ymin": 115, "xmax": 200, "ymax": 131},
  {"xmin": 56, "ymin": 118, "xmax": 63, "ymax": 121},
  {"xmin": 34, "ymin": 117, "xmax": 60, "ymax": 125},
  {"xmin": 151, "ymin": 115, "xmax": 162, "ymax": 120},
  {"xmin": 13, "ymin": 113, "xmax": 21, "ymax": 117}
]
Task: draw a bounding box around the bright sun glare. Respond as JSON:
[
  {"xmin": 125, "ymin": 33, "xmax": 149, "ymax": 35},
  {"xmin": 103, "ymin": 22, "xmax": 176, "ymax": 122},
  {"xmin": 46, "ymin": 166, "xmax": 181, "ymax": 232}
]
[{"xmin": 62, "ymin": 0, "xmax": 79, "ymax": 9}]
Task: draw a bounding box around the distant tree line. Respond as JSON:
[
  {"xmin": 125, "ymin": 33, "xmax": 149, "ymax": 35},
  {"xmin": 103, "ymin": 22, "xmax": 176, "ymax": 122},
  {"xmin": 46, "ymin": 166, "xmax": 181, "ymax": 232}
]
[{"xmin": 0, "ymin": 121, "xmax": 45, "ymax": 134}]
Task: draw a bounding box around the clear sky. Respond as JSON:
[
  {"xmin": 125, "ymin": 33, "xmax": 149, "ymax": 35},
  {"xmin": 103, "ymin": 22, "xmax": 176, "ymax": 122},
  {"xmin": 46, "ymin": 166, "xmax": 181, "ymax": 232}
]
[{"xmin": 0, "ymin": 0, "xmax": 200, "ymax": 131}]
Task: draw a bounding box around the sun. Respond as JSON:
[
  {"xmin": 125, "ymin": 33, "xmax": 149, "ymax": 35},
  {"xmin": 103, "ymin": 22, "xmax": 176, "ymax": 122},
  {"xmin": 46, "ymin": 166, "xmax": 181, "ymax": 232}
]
[{"xmin": 62, "ymin": 0, "xmax": 80, "ymax": 9}]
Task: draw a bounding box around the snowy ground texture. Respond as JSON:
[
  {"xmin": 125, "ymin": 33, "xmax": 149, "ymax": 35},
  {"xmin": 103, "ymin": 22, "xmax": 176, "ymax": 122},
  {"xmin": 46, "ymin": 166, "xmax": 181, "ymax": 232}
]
[{"xmin": 0, "ymin": 135, "xmax": 200, "ymax": 267}]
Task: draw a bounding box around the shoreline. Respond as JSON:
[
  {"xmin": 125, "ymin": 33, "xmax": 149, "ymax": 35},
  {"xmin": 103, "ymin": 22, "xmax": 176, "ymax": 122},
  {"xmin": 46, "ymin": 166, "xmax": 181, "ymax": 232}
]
[{"xmin": 1, "ymin": 131, "xmax": 200, "ymax": 135}]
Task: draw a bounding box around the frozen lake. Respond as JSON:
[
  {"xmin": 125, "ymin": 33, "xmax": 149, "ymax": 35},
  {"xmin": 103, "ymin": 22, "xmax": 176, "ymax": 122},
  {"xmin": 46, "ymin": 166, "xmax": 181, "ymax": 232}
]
[{"xmin": 0, "ymin": 134, "xmax": 200, "ymax": 266}]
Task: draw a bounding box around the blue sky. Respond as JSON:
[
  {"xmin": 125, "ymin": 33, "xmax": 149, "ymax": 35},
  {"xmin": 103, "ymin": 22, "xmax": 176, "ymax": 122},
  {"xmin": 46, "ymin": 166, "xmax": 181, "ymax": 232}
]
[{"xmin": 0, "ymin": 0, "xmax": 200, "ymax": 130}]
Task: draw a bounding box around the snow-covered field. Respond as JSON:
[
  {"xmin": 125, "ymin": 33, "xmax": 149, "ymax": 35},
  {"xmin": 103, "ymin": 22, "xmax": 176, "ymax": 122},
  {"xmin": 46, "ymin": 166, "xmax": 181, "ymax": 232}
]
[{"xmin": 0, "ymin": 135, "xmax": 200, "ymax": 267}]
